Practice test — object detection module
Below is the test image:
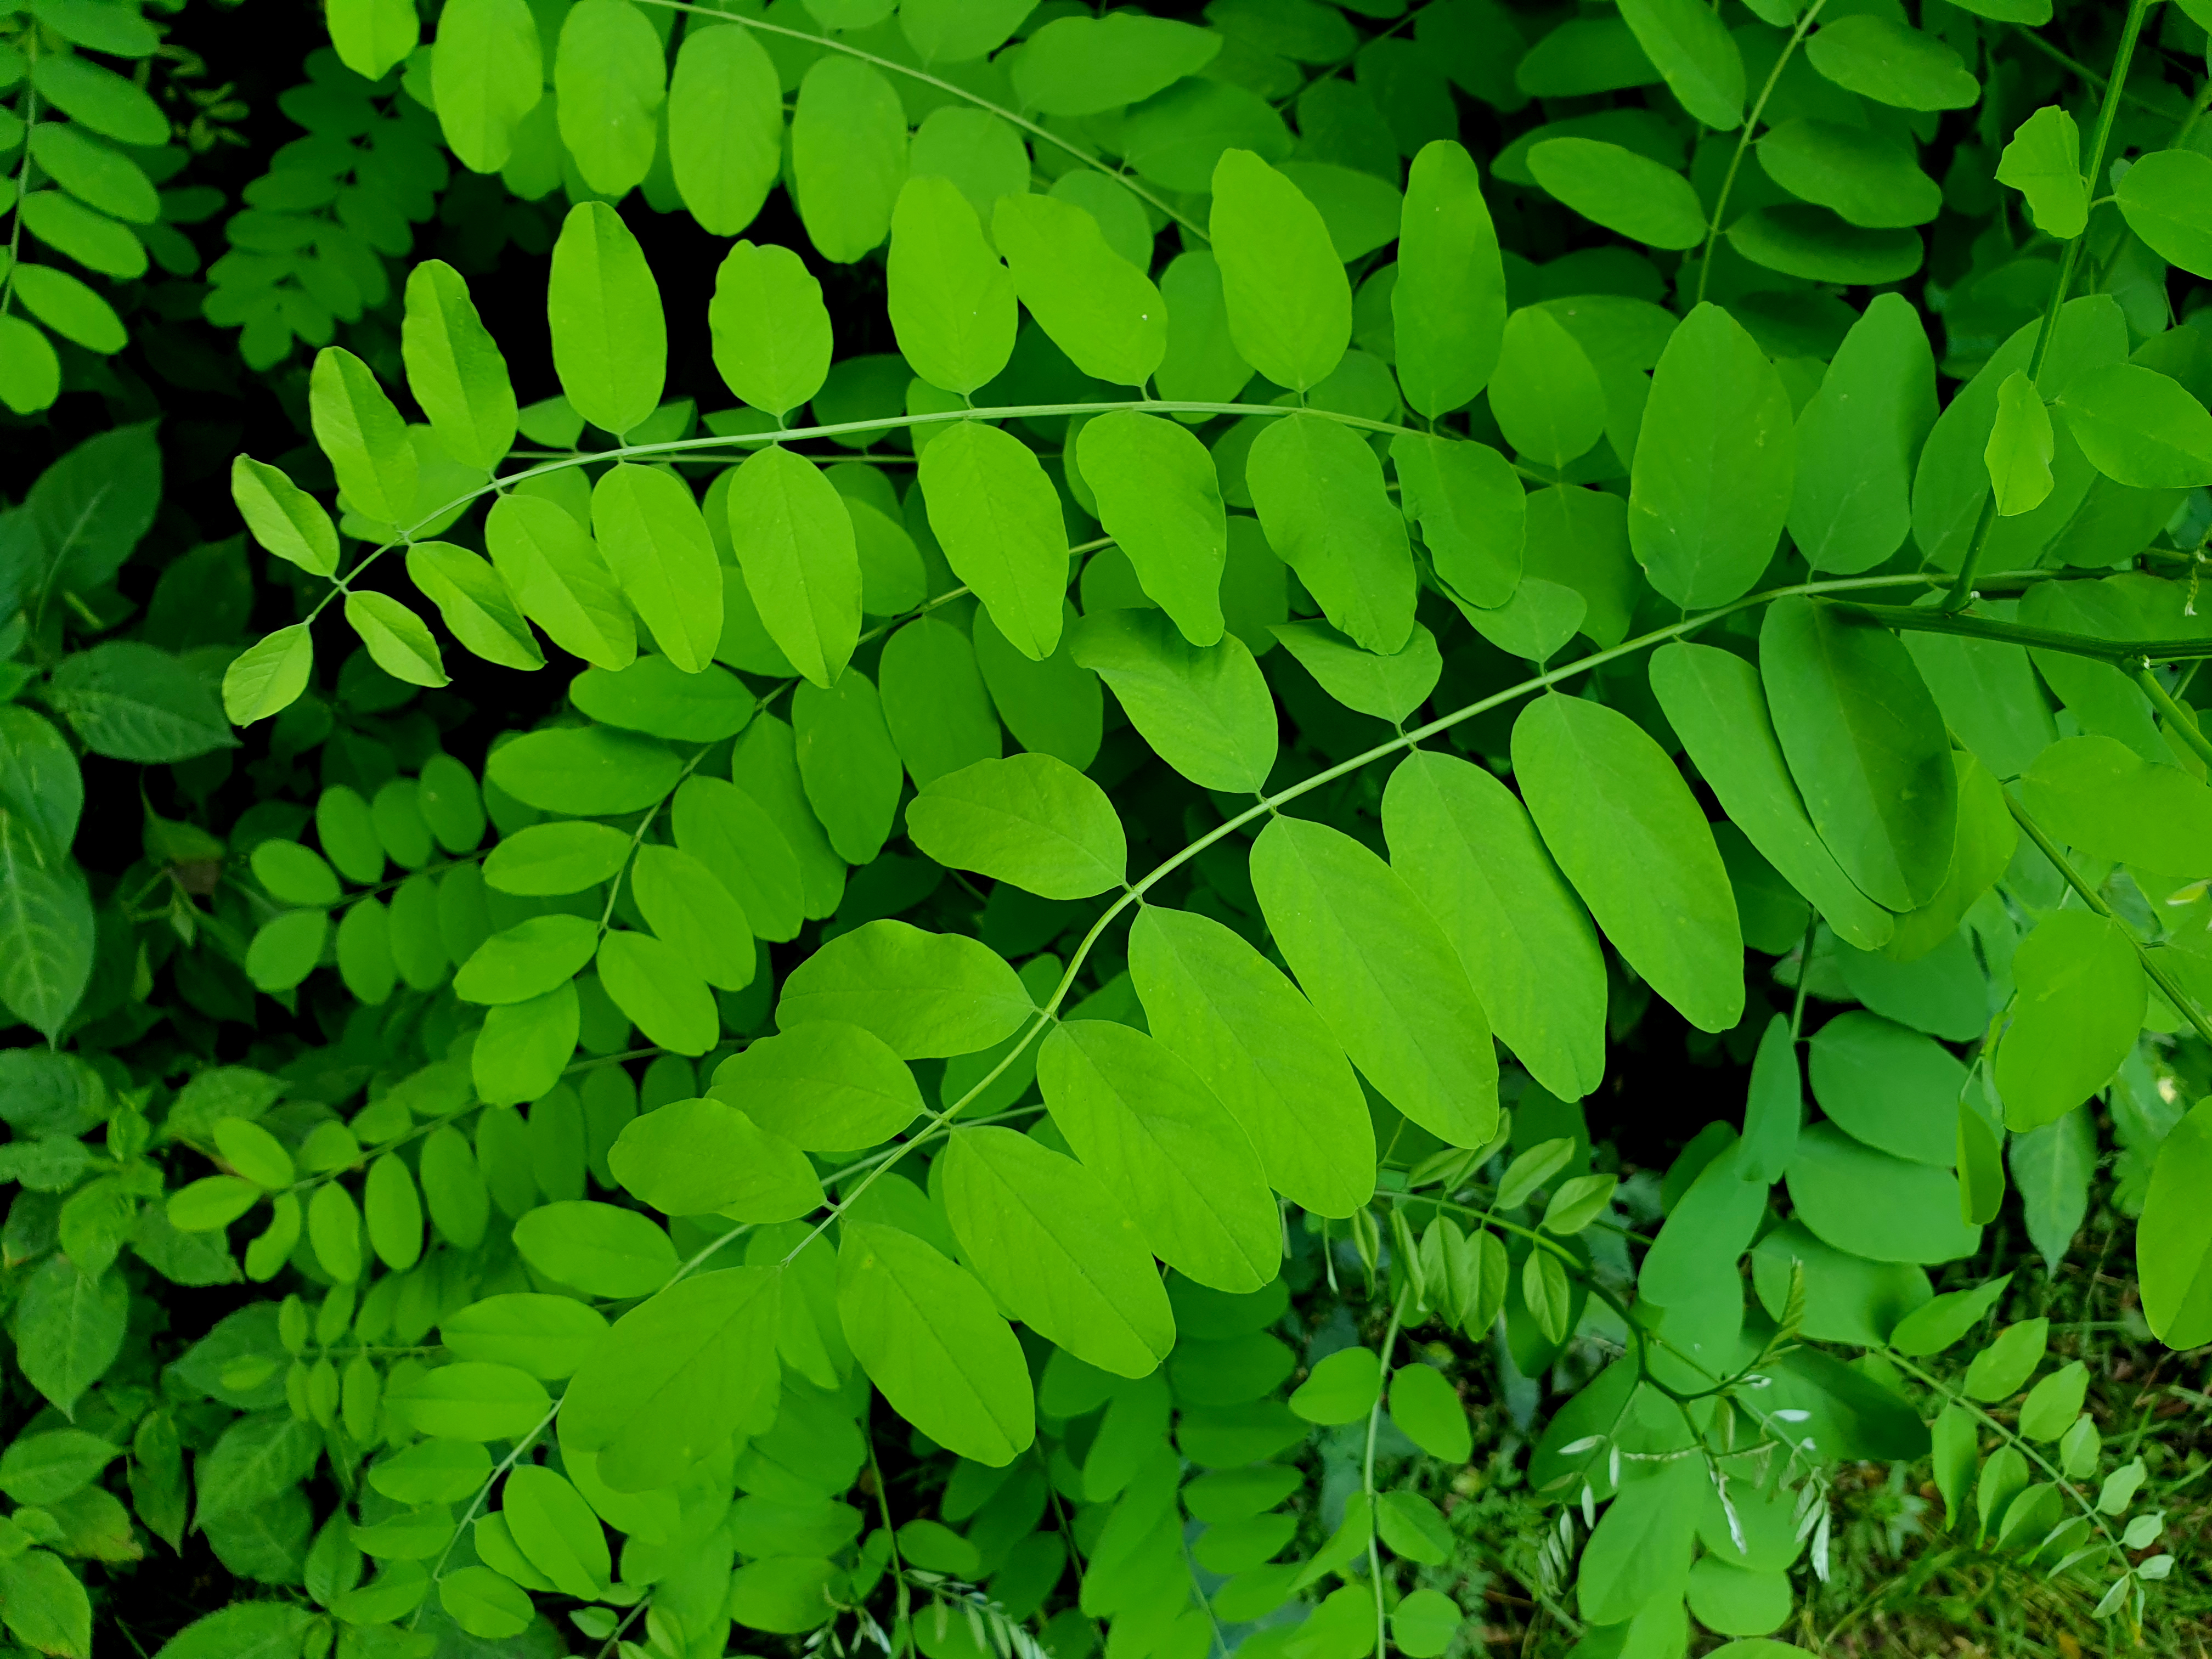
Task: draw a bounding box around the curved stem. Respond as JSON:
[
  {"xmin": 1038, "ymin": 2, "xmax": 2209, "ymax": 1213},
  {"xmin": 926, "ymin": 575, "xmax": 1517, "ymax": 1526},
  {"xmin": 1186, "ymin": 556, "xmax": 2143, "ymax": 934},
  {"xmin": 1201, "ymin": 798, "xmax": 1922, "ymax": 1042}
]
[
  {"xmin": 1364, "ymin": 1304, "xmax": 1404, "ymax": 1659},
  {"xmin": 1694, "ymin": 0, "xmax": 1827, "ymax": 307},
  {"xmin": 633, "ymin": 0, "xmax": 1204, "ymax": 241}
]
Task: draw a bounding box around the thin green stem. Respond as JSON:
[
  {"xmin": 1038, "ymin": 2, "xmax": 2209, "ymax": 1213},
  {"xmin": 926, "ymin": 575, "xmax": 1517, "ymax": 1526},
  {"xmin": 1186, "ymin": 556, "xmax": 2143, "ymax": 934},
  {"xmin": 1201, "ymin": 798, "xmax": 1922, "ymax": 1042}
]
[
  {"xmin": 866, "ymin": 1430, "xmax": 914, "ymax": 1659},
  {"xmin": 413, "ymin": 1402, "xmax": 558, "ymax": 1625},
  {"xmin": 2131, "ymin": 664, "xmax": 2212, "ymax": 771},
  {"xmin": 1694, "ymin": 0, "xmax": 1827, "ymax": 306},
  {"xmin": 2002, "ymin": 791, "xmax": 2212, "ymax": 1049},
  {"xmin": 1364, "ymin": 1304, "xmax": 1404, "ymax": 1659},
  {"xmin": 1829, "ymin": 601, "xmax": 2212, "ymax": 664},
  {"xmin": 633, "ymin": 0, "xmax": 1204, "ymax": 241},
  {"xmin": 597, "ymin": 749, "xmax": 709, "ymax": 937},
  {"xmin": 1, "ymin": 29, "xmax": 36, "ymax": 328},
  {"xmin": 1788, "ymin": 909, "xmax": 1818, "ymax": 1042},
  {"xmin": 1884, "ymin": 1350, "xmax": 2126, "ymax": 1560},
  {"xmin": 1945, "ymin": 0, "xmax": 2154, "ymax": 613},
  {"xmin": 310, "ymin": 400, "xmax": 1415, "ymax": 628}
]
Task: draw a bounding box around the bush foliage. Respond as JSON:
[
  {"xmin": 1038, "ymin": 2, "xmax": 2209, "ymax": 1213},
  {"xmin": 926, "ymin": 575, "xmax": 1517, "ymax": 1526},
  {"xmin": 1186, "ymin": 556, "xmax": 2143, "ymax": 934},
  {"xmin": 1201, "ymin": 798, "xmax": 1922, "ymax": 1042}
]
[{"xmin": 3, "ymin": 0, "xmax": 2212, "ymax": 1656}]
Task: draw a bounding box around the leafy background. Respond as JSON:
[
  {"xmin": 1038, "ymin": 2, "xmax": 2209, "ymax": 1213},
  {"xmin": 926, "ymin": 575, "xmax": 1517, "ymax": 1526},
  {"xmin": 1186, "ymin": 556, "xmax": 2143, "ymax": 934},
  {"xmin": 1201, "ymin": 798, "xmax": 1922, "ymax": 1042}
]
[{"xmin": 3, "ymin": 1, "xmax": 2212, "ymax": 1657}]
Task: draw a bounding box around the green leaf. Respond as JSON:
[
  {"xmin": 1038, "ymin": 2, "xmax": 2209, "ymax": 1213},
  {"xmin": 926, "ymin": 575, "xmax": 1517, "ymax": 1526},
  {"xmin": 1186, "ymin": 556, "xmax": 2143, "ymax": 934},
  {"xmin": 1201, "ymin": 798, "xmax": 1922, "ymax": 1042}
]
[
  {"xmin": 1786, "ymin": 1122, "xmax": 1982, "ymax": 1264},
  {"xmin": 10, "ymin": 1256, "xmax": 121, "ymax": 1418},
  {"xmin": 1209, "ymin": 148, "xmax": 1350, "ymax": 393},
  {"xmin": 401, "ymin": 261, "xmax": 516, "ymax": 472},
  {"xmin": 725, "ymin": 445, "xmax": 860, "ymax": 687},
  {"xmin": 1383, "ymin": 751, "xmax": 1606, "ymax": 1102},
  {"xmin": 710, "ymin": 1020, "xmax": 921, "ymax": 1149},
  {"xmin": 406, "ymin": 541, "xmax": 543, "ymax": 671},
  {"xmin": 917, "ymin": 419, "xmax": 1068, "ymax": 661},
  {"xmin": 0, "ymin": 1430, "xmax": 118, "ymax": 1506},
  {"xmin": 29, "ymin": 55, "xmax": 165, "ymax": 145},
  {"xmin": 877, "ymin": 613, "xmax": 1001, "ymax": 788},
  {"xmin": 792, "ymin": 56, "xmax": 907, "ymax": 263},
  {"xmin": 942, "ymin": 1126, "xmax": 1175, "ymax": 1378},
  {"xmin": 195, "ymin": 1410, "xmax": 319, "ymax": 1523},
  {"xmin": 673, "ymin": 774, "xmax": 805, "ymax": 943},
  {"xmin": 1128, "ymin": 905, "xmax": 1374, "ymax": 1220},
  {"xmin": 1390, "ymin": 1362, "xmax": 1472, "ymax": 1462},
  {"xmin": 1389, "ymin": 132, "xmax": 1501, "ymax": 391},
  {"xmin": 1250, "ymin": 814, "xmax": 1498, "ymax": 1147},
  {"xmin": 0, "ymin": 317, "xmax": 59, "ymax": 415},
  {"xmin": 1289, "ymin": 1345, "xmax": 1380, "ymax": 1424},
  {"xmin": 2017, "ymin": 734, "xmax": 2212, "ymax": 877},
  {"xmin": 1076, "ymin": 411, "xmax": 1228, "ymax": 645},
  {"xmin": 990, "ymin": 200, "xmax": 1165, "ymax": 399},
  {"xmin": 1728, "ymin": 204, "xmax": 1923, "ymax": 286},
  {"xmin": 631, "ymin": 844, "xmax": 754, "ymax": 991},
  {"xmin": 907, "ymin": 753, "xmax": 1125, "ymax": 900},
  {"xmin": 2140, "ymin": 1098, "xmax": 2212, "ymax": 1348},
  {"xmin": 1888, "ymin": 1273, "xmax": 2011, "ymax": 1357},
  {"xmin": 148, "ymin": 1601, "xmax": 314, "ymax": 1659},
  {"xmin": 549, "ymin": 202, "xmax": 666, "ymax": 437},
  {"xmin": 2052, "ymin": 364, "xmax": 2212, "ymax": 490},
  {"xmin": 1788, "ymin": 294, "xmax": 1935, "ymax": 575},
  {"xmin": 972, "ymin": 601, "xmax": 1103, "ymax": 769},
  {"xmin": 1994, "ymin": 104, "xmax": 2086, "ymax": 241},
  {"xmin": 310, "ymin": 346, "xmax": 415, "ymax": 526},
  {"xmin": 1036, "ymin": 1020, "xmax": 1279, "ymax": 1291},
  {"xmin": 1011, "ymin": 12, "xmax": 1221, "ymax": 116},
  {"xmin": 1963, "ymin": 1317, "xmax": 2047, "ymax": 1401},
  {"xmin": 611, "ymin": 1095, "xmax": 820, "ymax": 1220},
  {"xmin": 1489, "ymin": 306, "xmax": 1609, "ymax": 470},
  {"xmin": 455, "ymin": 915, "xmax": 599, "ymax": 1005},
  {"xmin": 1629, "ymin": 302, "xmax": 1795, "ymax": 608},
  {"xmin": 734, "ymin": 714, "xmax": 848, "ymax": 920},
  {"xmin": 839, "ymin": 1222, "xmax": 1033, "ymax": 1464},
  {"xmin": 1809, "ymin": 1011, "xmax": 1966, "ymax": 1167},
  {"xmin": 485, "ymin": 493, "xmax": 636, "ymax": 673},
  {"xmin": 888, "ymin": 176, "xmax": 1016, "ymax": 397},
  {"xmin": 1760, "ymin": 596, "xmax": 1957, "ymax": 912},
  {"xmin": 343, "ymin": 591, "xmax": 448, "ymax": 689},
  {"xmin": 472, "ymin": 983, "xmax": 580, "ymax": 1107},
  {"xmin": 1390, "ymin": 433, "xmax": 1523, "ymax": 608},
  {"xmin": 1272, "ymin": 620, "xmax": 1440, "ymax": 726},
  {"xmin": 553, "ymin": 0, "xmax": 664, "ymax": 195},
  {"xmin": 792, "ymin": 667, "xmax": 902, "ymax": 865},
  {"xmin": 49, "ymin": 641, "xmax": 233, "ymax": 762},
  {"xmin": 2115, "ymin": 149, "xmax": 2212, "ymax": 280},
  {"xmin": 430, "ymin": 0, "xmax": 544, "ymax": 174},
  {"xmin": 512, "ymin": 1199, "xmax": 676, "ymax": 1298},
  {"xmin": 230, "ymin": 456, "xmax": 337, "ymax": 578},
  {"xmin": 1618, "ymin": 0, "xmax": 1744, "ymax": 129},
  {"xmin": 668, "ymin": 21, "xmax": 783, "ymax": 237},
  {"xmin": 0, "ymin": 1547, "xmax": 91, "ymax": 1657},
  {"xmin": 329, "ymin": 0, "xmax": 417, "ymax": 80},
  {"xmin": 1512, "ymin": 692, "xmax": 1743, "ymax": 1034},
  {"xmin": 245, "ymin": 909, "xmax": 326, "ymax": 994},
  {"xmin": 1576, "ymin": 1454, "xmax": 1704, "ymax": 1625},
  {"xmin": 441, "ymin": 1294, "xmax": 607, "ymax": 1378},
  {"xmin": 2012, "ymin": 1106, "xmax": 2095, "ymax": 1275},
  {"xmin": 1995, "ymin": 909, "xmax": 2145, "ymax": 1132},
  {"xmin": 898, "ymin": 0, "xmax": 1029, "ymax": 61},
  {"xmin": 1756, "ymin": 119, "xmax": 1943, "ymax": 229},
  {"xmin": 14, "ymin": 261, "xmax": 127, "ymax": 354},
  {"xmin": 1121, "ymin": 78, "xmax": 1292, "ymax": 194},
  {"xmin": 1070, "ymin": 609, "xmax": 1277, "ymax": 794},
  {"xmin": 597, "ymin": 928, "xmax": 719, "ymax": 1057},
  {"xmin": 778, "ymin": 919, "xmax": 1032, "ymax": 1059},
  {"xmin": 571, "ymin": 656, "xmax": 752, "ymax": 744},
  {"xmin": 501, "ymin": 1464, "xmax": 610, "ymax": 1599},
  {"xmin": 1803, "ymin": 16, "xmax": 1979, "ymax": 110},
  {"xmin": 487, "ymin": 725, "xmax": 680, "ymax": 815},
  {"xmin": 591, "ymin": 462, "xmax": 723, "ymax": 674},
  {"xmin": 1647, "ymin": 641, "xmax": 1894, "ymax": 951},
  {"xmin": 438, "ymin": 1565, "xmax": 534, "ymax": 1640},
  {"xmin": 562, "ymin": 1267, "xmax": 781, "ymax": 1491},
  {"xmin": 709, "ymin": 241, "xmax": 833, "ymax": 420},
  {"xmin": 1378, "ymin": 1489, "xmax": 1454, "ymax": 1565},
  {"xmin": 1527, "ymin": 137, "xmax": 1706, "ymax": 251},
  {"xmin": 1246, "ymin": 411, "xmax": 1415, "ymax": 655}
]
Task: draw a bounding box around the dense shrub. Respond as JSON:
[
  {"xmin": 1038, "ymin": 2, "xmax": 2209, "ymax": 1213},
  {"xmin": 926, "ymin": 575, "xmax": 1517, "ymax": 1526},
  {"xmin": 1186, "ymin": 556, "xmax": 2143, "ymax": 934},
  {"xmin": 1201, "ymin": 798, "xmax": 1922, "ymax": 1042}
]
[{"xmin": 3, "ymin": 1, "xmax": 2212, "ymax": 1656}]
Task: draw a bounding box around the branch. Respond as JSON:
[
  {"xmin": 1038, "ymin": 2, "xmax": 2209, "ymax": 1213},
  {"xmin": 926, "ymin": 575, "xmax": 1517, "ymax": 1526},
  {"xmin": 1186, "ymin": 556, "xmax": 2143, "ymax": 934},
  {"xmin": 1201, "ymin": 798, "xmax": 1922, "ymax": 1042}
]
[{"xmin": 1827, "ymin": 602, "xmax": 2212, "ymax": 665}]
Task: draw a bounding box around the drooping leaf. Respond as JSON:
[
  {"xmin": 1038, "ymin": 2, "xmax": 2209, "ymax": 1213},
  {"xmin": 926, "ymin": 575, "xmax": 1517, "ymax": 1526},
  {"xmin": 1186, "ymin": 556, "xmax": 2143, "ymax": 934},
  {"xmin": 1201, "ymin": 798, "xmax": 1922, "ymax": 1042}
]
[{"xmin": 1209, "ymin": 148, "xmax": 1350, "ymax": 393}]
